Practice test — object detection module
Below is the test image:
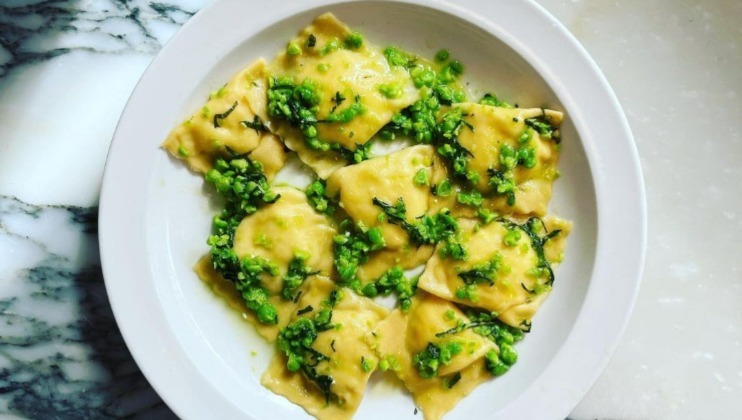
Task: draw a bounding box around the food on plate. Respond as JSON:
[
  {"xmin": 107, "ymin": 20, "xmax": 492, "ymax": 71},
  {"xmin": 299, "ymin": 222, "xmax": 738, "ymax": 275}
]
[{"xmin": 162, "ymin": 12, "xmax": 570, "ymax": 420}]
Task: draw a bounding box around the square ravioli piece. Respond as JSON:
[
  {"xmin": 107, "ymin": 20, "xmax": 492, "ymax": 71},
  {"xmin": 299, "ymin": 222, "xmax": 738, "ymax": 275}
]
[
  {"xmin": 194, "ymin": 256, "xmax": 330, "ymax": 343},
  {"xmin": 195, "ymin": 186, "xmax": 338, "ymax": 342},
  {"xmin": 371, "ymin": 292, "xmax": 497, "ymax": 420},
  {"xmin": 162, "ymin": 59, "xmax": 287, "ymax": 176},
  {"xmin": 435, "ymin": 103, "xmax": 563, "ymax": 217},
  {"xmin": 262, "ymin": 277, "xmax": 388, "ymax": 420},
  {"xmin": 232, "ymin": 186, "xmax": 338, "ymax": 279},
  {"xmin": 326, "ymin": 145, "xmax": 443, "ymax": 282},
  {"xmin": 267, "ymin": 13, "xmax": 419, "ymax": 178},
  {"xmin": 418, "ymin": 216, "xmax": 571, "ymax": 329}
]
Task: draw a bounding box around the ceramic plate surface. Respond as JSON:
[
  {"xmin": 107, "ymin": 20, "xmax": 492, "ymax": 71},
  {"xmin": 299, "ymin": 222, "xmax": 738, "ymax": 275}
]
[{"xmin": 99, "ymin": 0, "xmax": 646, "ymax": 418}]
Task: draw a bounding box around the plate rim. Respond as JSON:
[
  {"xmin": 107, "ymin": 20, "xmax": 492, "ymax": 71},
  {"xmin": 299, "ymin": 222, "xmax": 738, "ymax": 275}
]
[{"xmin": 99, "ymin": 0, "xmax": 646, "ymax": 418}]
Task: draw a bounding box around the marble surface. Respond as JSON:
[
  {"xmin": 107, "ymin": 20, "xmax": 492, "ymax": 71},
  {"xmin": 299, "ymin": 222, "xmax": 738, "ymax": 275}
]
[{"xmin": 0, "ymin": 0, "xmax": 739, "ymax": 418}]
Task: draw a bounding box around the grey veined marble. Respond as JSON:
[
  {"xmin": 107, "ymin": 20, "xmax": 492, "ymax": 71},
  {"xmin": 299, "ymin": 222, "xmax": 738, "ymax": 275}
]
[
  {"xmin": 0, "ymin": 0, "xmax": 195, "ymax": 77},
  {"xmin": 0, "ymin": 196, "xmax": 175, "ymax": 418},
  {"xmin": 0, "ymin": 0, "xmax": 201, "ymax": 417}
]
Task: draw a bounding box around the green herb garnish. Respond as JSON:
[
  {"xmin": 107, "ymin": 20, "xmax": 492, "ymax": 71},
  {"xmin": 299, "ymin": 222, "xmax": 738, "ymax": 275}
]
[
  {"xmin": 213, "ymin": 101, "xmax": 237, "ymax": 128},
  {"xmin": 372, "ymin": 197, "xmax": 459, "ymax": 246},
  {"xmin": 240, "ymin": 115, "xmax": 268, "ymax": 133},
  {"xmin": 282, "ymin": 251, "xmax": 320, "ymax": 301},
  {"xmin": 204, "ymin": 156, "xmax": 281, "ymax": 324},
  {"xmin": 503, "ymin": 217, "xmax": 562, "ymax": 285},
  {"xmin": 278, "ymin": 291, "xmax": 341, "ymax": 402},
  {"xmin": 457, "ymin": 252, "xmax": 503, "ymax": 286},
  {"xmin": 360, "ymin": 266, "xmax": 418, "ymax": 311},
  {"xmin": 306, "ymin": 34, "xmax": 317, "ymax": 48},
  {"xmin": 412, "ymin": 342, "xmax": 462, "ymax": 378},
  {"xmin": 305, "ymin": 179, "xmax": 335, "ymax": 214},
  {"xmin": 333, "ymin": 220, "xmax": 386, "ymax": 287}
]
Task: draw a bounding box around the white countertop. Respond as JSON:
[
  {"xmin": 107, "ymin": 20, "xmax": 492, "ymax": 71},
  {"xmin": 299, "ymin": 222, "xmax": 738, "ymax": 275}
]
[{"xmin": 0, "ymin": 0, "xmax": 739, "ymax": 418}]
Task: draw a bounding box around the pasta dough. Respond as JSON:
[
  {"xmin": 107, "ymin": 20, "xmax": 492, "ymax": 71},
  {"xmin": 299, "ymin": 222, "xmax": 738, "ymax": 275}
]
[
  {"xmin": 262, "ymin": 277, "xmax": 388, "ymax": 420},
  {"xmin": 449, "ymin": 103, "xmax": 563, "ymax": 217},
  {"xmin": 233, "ymin": 186, "xmax": 337, "ymax": 277},
  {"xmin": 162, "ymin": 60, "xmax": 282, "ymax": 174},
  {"xmin": 326, "ymin": 145, "xmax": 436, "ymax": 249},
  {"xmin": 418, "ymin": 216, "xmax": 571, "ymax": 328},
  {"xmin": 326, "ymin": 145, "xmax": 441, "ymax": 282},
  {"xmin": 194, "ymin": 256, "xmax": 331, "ymax": 342},
  {"xmin": 268, "ymin": 13, "xmax": 418, "ymax": 178},
  {"xmin": 372, "ymin": 292, "xmax": 496, "ymax": 420}
]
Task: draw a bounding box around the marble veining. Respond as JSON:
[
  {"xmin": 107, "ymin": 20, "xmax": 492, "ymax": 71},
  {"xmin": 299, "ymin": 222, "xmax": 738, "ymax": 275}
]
[
  {"xmin": 0, "ymin": 0, "xmax": 195, "ymax": 77},
  {"xmin": 0, "ymin": 195, "xmax": 175, "ymax": 418},
  {"xmin": 0, "ymin": 0, "xmax": 206, "ymax": 206},
  {"xmin": 0, "ymin": 1, "xmax": 197, "ymax": 417}
]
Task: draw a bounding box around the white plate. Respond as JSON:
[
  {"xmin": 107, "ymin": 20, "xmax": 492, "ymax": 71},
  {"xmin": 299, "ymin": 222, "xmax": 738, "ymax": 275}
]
[{"xmin": 99, "ymin": 0, "xmax": 646, "ymax": 419}]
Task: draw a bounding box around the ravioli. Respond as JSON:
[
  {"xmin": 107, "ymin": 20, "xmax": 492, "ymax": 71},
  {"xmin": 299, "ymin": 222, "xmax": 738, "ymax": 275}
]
[
  {"xmin": 233, "ymin": 186, "xmax": 337, "ymax": 277},
  {"xmin": 162, "ymin": 60, "xmax": 285, "ymax": 174},
  {"xmin": 356, "ymin": 247, "xmax": 433, "ymax": 284},
  {"xmin": 326, "ymin": 145, "xmax": 441, "ymax": 281},
  {"xmin": 372, "ymin": 292, "xmax": 496, "ymax": 420},
  {"xmin": 194, "ymin": 256, "xmax": 330, "ymax": 342},
  {"xmin": 247, "ymin": 133, "xmax": 288, "ymax": 180},
  {"xmin": 418, "ymin": 216, "xmax": 571, "ymax": 328},
  {"xmin": 326, "ymin": 145, "xmax": 436, "ymax": 249},
  {"xmin": 268, "ymin": 13, "xmax": 419, "ymax": 178},
  {"xmin": 194, "ymin": 186, "xmax": 337, "ymax": 341},
  {"xmin": 262, "ymin": 277, "xmax": 388, "ymax": 420},
  {"xmin": 448, "ymin": 103, "xmax": 563, "ymax": 216},
  {"xmin": 497, "ymin": 216, "xmax": 571, "ymax": 327}
]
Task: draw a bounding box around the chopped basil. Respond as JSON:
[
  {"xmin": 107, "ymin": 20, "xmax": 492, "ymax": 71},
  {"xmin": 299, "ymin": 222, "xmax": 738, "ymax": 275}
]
[
  {"xmin": 413, "ymin": 342, "xmax": 462, "ymax": 378},
  {"xmin": 443, "ymin": 372, "xmax": 462, "ymax": 389},
  {"xmin": 240, "ymin": 115, "xmax": 268, "ymax": 133},
  {"xmin": 213, "ymin": 101, "xmax": 238, "ymax": 128},
  {"xmin": 297, "ymin": 305, "xmax": 314, "ymax": 315},
  {"xmin": 457, "ymin": 252, "xmax": 503, "ymax": 286},
  {"xmin": 306, "ymin": 34, "xmax": 317, "ymax": 48}
]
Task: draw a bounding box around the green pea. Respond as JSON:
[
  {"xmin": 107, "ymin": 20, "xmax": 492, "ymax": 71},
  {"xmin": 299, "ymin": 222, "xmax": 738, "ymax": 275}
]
[
  {"xmin": 491, "ymin": 362, "xmax": 509, "ymax": 376},
  {"xmin": 378, "ymin": 82, "xmax": 403, "ymax": 99},
  {"xmin": 452, "ymin": 89, "xmax": 466, "ymax": 103},
  {"xmin": 503, "ymin": 229, "xmax": 521, "ymax": 246},
  {"xmin": 215, "ymin": 177, "xmax": 231, "ymax": 193},
  {"xmin": 435, "ymin": 49, "xmax": 450, "ymax": 62},
  {"xmin": 230, "ymin": 158, "xmax": 248, "ymax": 170},
  {"xmin": 412, "ymin": 68, "xmax": 436, "ymax": 88},
  {"xmin": 317, "ymin": 62, "xmax": 330, "ymax": 73},
  {"xmin": 205, "ymin": 169, "xmax": 221, "ymax": 183},
  {"xmin": 303, "ymin": 125, "xmax": 318, "ymax": 138},
  {"xmin": 518, "ymin": 128, "xmax": 533, "ymax": 144},
  {"xmin": 362, "ymin": 283, "xmax": 378, "ymax": 298},
  {"xmin": 435, "ymin": 179, "xmax": 453, "ymax": 197},
  {"xmin": 286, "ymin": 42, "xmax": 302, "ymax": 56},
  {"xmin": 361, "ymin": 357, "xmax": 374, "ymax": 372},
  {"xmin": 319, "ymin": 38, "xmax": 340, "ymax": 56},
  {"xmin": 287, "ymin": 355, "xmax": 301, "ymax": 372},
  {"xmin": 367, "ymin": 227, "xmax": 385, "ymax": 250},
  {"xmin": 414, "ymin": 169, "xmax": 429, "ymax": 186},
  {"xmin": 257, "ymin": 304, "xmax": 277, "ymax": 324},
  {"xmin": 499, "ymin": 343, "xmax": 518, "ymax": 365},
  {"xmin": 344, "ymin": 32, "xmax": 364, "ymax": 49},
  {"xmin": 499, "ymin": 330, "xmax": 515, "ymax": 345}
]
